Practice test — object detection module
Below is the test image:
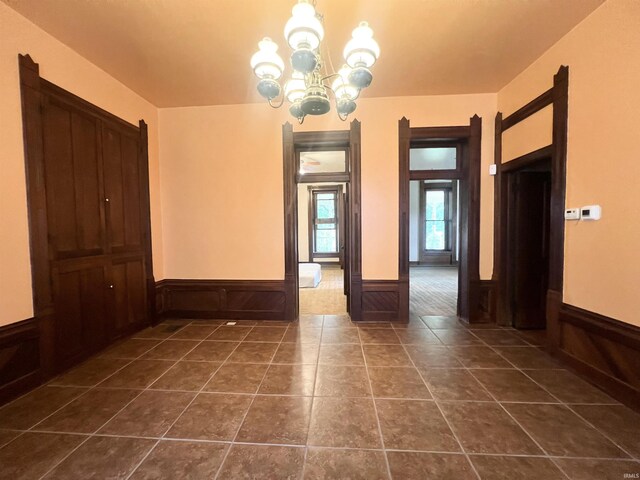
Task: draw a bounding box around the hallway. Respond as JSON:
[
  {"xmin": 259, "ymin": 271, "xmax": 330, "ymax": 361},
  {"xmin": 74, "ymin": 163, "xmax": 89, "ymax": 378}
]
[{"xmin": 0, "ymin": 316, "xmax": 638, "ymax": 479}]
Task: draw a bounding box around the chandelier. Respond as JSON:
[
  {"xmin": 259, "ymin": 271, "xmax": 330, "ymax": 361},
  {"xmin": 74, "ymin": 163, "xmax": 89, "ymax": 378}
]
[{"xmin": 250, "ymin": 0, "xmax": 380, "ymax": 123}]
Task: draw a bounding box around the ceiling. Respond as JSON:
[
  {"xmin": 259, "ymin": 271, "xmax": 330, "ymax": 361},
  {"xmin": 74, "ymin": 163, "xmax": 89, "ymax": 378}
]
[{"xmin": 3, "ymin": 0, "xmax": 604, "ymax": 108}]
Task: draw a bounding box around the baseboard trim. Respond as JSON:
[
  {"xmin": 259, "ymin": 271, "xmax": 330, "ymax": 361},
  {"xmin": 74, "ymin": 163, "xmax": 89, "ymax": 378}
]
[
  {"xmin": 360, "ymin": 280, "xmax": 403, "ymax": 322},
  {"xmin": 157, "ymin": 279, "xmax": 289, "ymax": 320},
  {"xmin": 554, "ymin": 303, "xmax": 640, "ymax": 411},
  {"xmin": 0, "ymin": 317, "xmax": 41, "ymax": 405},
  {"xmin": 469, "ymin": 279, "xmax": 497, "ymax": 323}
]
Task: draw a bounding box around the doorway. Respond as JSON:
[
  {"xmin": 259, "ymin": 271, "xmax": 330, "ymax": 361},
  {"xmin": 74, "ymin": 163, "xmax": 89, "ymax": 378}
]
[
  {"xmin": 398, "ymin": 117, "xmax": 482, "ymax": 321},
  {"xmin": 282, "ymin": 122, "xmax": 362, "ymax": 321},
  {"xmin": 410, "ymin": 178, "xmax": 460, "ymax": 316},
  {"xmin": 502, "ymin": 157, "xmax": 552, "ymax": 329}
]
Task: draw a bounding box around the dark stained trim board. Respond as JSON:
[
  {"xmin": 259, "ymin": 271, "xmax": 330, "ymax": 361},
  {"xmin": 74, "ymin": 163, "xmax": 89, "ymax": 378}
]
[{"xmin": 156, "ymin": 280, "xmax": 288, "ymax": 320}]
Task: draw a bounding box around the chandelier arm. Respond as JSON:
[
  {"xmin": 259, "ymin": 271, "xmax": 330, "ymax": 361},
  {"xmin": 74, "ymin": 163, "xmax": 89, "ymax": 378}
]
[
  {"xmin": 321, "ymin": 73, "xmax": 342, "ymax": 83},
  {"xmin": 267, "ymin": 95, "xmax": 286, "ymax": 109}
]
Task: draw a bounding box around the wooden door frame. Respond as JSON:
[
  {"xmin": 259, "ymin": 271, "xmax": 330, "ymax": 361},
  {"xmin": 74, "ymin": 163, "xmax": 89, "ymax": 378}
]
[
  {"xmin": 493, "ymin": 66, "xmax": 569, "ymax": 349},
  {"xmin": 18, "ymin": 54, "xmax": 154, "ymax": 377},
  {"xmin": 282, "ymin": 121, "xmax": 362, "ymax": 321},
  {"xmin": 398, "ymin": 116, "xmax": 482, "ymax": 322}
]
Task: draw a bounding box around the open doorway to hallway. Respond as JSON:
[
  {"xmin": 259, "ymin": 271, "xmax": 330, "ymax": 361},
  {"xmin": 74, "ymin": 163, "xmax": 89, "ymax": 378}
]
[
  {"xmin": 409, "ymin": 179, "xmax": 460, "ymax": 317},
  {"xmin": 297, "ymin": 176, "xmax": 348, "ymax": 315}
]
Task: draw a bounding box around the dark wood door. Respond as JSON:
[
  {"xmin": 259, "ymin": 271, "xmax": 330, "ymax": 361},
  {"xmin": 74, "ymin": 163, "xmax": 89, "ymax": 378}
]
[
  {"xmin": 40, "ymin": 90, "xmax": 149, "ymax": 368},
  {"xmin": 510, "ymin": 171, "xmax": 551, "ymax": 329}
]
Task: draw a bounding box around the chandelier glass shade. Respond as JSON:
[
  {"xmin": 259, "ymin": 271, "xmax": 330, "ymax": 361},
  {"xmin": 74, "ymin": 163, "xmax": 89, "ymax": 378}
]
[{"xmin": 250, "ymin": 0, "xmax": 379, "ymax": 123}]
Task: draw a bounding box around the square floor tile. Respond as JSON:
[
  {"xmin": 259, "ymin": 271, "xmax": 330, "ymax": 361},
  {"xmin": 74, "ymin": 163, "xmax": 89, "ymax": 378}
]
[
  {"xmin": 318, "ymin": 344, "xmax": 365, "ymax": 365},
  {"xmin": 236, "ymin": 395, "xmax": 312, "ymax": 445},
  {"xmin": 515, "ymin": 329, "xmax": 548, "ymax": 346},
  {"xmin": 203, "ymin": 363, "xmax": 268, "ymax": 394},
  {"xmin": 0, "ymin": 432, "xmax": 85, "ymax": 480},
  {"xmin": 421, "ymin": 368, "xmax": 492, "ymax": 401},
  {"xmin": 387, "ymin": 452, "xmax": 476, "ymax": 480},
  {"xmin": 504, "ymin": 403, "xmax": 629, "ymax": 458},
  {"xmin": 35, "ymin": 388, "xmax": 140, "ymax": 434},
  {"xmin": 421, "ymin": 316, "xmax": 464, "ymax": 329},
  {"xmin": 129, "ymin": 440, "xmax": 228, "ymax": 480},
  {"xmin": 0, "ymin": 430, "xmax": 18, "ymax": 448},
  {"xmin": 315, "ymin": 365, "xmax": 370, "ymax": 397},
  {"xmin": 183, "ymin": 341, "xmax": 238, "ymax": 362},
  {"xmin": 99, "ymin": 360, "xmax": 175, "ymax": 388},
  {"xmin": 368, "ymin": 367, "xmax": 431, "ymax": 399},
  {"xmin": 297, "ymin": 315, "xmax": 324, "ymax": 328},
  {"xmin": 132, "ymin": 323, "xmax": 186, "ymax": 340},
  {"xmin": 471, "ymin": 329, "xmax": 530, "ymax": 346},
  {"xmin": 394, "ymin": 328, "xmax": 442, "ymax": 345},
  {"xmin": 207, "ymin": 326, "xmax": 252, "ymax": 341},
  {"xmin": 321, "ymin": 328, "xmax": 361, "ymax": 344},
  {"xmin": 272, "ymin": 342, "xmax": 319, "ymax": 364},
  {"xmin": 167, "ymin": 393, "xmax": 252, "ymax": 441},
  {"xmin": 42, "ymin": 436, "xmax": 155, "ymax": 480},
  {"xmin": 553, "ymin": 458, "xmax": 640, "ymax": 480},
  {"xmin": 405, "ymin": 345, "xmax": 462, "ymax": 368},
  {"xmin": 258, "ymin": 364, "xmax": 316, "ymax": 395},
  {"xmin": 0, "ymin": 386, "xmax": 87, "ymax": 430},
  {"xmin": 433, "ymin": 330, "xmax": 483, "ymax": 346},
  {"xmin": 99, "ymin": 390, "xmax": 195, "ymax": 437},
  {"xmin": 376, "ymin": 399, "xmax": 460, "ymax": 451},
  {"xmin": 49, "ymin": 358, "xmax": 130, "ymax": 387},
  {"xmin": 243, "ymin": 327, "xmax": 287, "ymax": 342},
  {"xmin": 448, "ymin": 346, "xmax": 512, "ymax": 368},
  {"xmin": 571, "ymin": 404, "xmax": 640, "ymax": 458},
  {"xmin": 524, "ymin": 369, "xmax": 615, "ymax": 403},
  {"xmin": 217, "ymin": 444, "xmax": 305, "ymax": 480},
  {"xmin": 142, "ymin": 340, "xmax": 199, "ymax": 360},
  {"xmin": 281, "ymin": 327, "xmax": 322, "ymax": 344},
  {"xmin": 470, "ymin": 369, "xmax": 557, "ymax": 402},
  {"xmin": 493, "ymin": 347, "xmax": 560, "ymax": 369},
  {"xmin": 323, "ymin": 315, "xmax": 355, "ymax": 328},
  {"xmin": 358, "ymin": 329, "xmax": 400, "ymax": 344},
  {"xmin": 362, "ymin": 344, "xmax": 412, "ymax": 366},
  {"xmin": 470, "ymin": 455, "xmax": 565, "ymax": 479},
  {"xmin": 439, "ymin": 401, "xmax": 542, "ymax": 455},
  {"xmin": 308, "ymin": 397, "xmax": 381, "ymax": 448},
  {"xmin": 100, "ymin": 339, "xmax": 161, "ymax": 359},
  {"xmin": 226, "ymin": 342, "xmax": 278, "ymax": 363},
  {"xmin": 169, "ymin": 325, "xmax": 218, "ymax": 340},
  {"xmin": 151, "ymin": 361, "xmax": 221, "ymax": 391},
  {"xmin": 304, "ymin": 448, "xmax": 389, "ymax": 480}
]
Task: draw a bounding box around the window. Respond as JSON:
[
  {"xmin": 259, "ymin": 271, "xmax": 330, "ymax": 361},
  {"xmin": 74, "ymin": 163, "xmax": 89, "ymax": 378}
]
[
  {"xmin": 425, "ymin": 190, "xmax": 448, "ymax": 250},
  {"xmin": 312, "ymin": 190, "xmax": 339, "ymax": 254},
  {"xmin": 410, "ymin": 147, "xmax": 457, "ymax": 171}
]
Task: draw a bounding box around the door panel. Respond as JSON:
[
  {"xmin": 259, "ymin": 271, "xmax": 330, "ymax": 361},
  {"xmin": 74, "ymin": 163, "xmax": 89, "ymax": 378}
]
[
  {"xmin": 111, "ymin": 256, "xmax": 147, "ymax": 338},
  {"xmin": 53, "ymin": 261, "xmax": 109, "ymax": 368},
  {"xmin": 511, "ymin": 171, "xmax": 551, "ymax": 329},
  {"xmin": 103, "ymin": 126, "xmax": 143, "ymax": 253},
  {"xmin": 43, "ymin": 101, "xmax": 104, "ymax": 259}
]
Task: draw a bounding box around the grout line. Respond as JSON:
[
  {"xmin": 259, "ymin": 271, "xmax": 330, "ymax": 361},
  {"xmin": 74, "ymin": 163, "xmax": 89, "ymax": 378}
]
[
  {"xmin": 399, "ymin": 340, "xmax": 482, "ymax": 480},
  {"xmin": 356, "ymin": 325, "xmax": 395, "ymax": 480},
  {"xmin": 211, "ymin": 320, "xmax": 288, "ymax": 480}
]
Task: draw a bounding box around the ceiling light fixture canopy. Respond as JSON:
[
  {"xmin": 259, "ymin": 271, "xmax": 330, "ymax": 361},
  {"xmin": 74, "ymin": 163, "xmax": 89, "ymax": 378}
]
[{"xmin": 250, "ymin": 0, "xmax": 379, "ymax": 123}]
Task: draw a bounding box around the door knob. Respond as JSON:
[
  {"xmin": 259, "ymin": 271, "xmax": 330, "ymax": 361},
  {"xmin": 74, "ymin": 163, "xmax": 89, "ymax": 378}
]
[{"xmin": 108, "ymin": 284, "xmax": 114, "ymax": 289}]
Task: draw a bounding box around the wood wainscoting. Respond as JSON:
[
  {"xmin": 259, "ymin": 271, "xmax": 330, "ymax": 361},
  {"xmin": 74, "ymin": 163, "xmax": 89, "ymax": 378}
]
[
  {"xmin": 0, "ymin": 318, "xmax": 41, "ymax": 405},
  {"xmin": 360, "ymin": 280, "xmax": 404, "ymax": 322},
  {"xmin": 553, "ymin": 303, "xmax": 640, "ymax": 410},
  {"xmin": 156, "ymin": 280, "xmax": 288, "ymax": 320},
  {"xmin": 469, "ymin": 279, "xmax": 497, "ymax": 323}
]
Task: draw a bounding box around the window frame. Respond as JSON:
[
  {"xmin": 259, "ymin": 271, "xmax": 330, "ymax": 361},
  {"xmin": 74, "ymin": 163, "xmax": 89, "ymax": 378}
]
[
  {"xmin": 418, "ymin": 181, "xmax": 458, "ymax": 265},
  {"xmin": 307, "ymin": 184, "xmax": 344, "ymax": 261},
  {"xmin": 297, "ymin": 147, "xmax": 350, "ymax": 183}
]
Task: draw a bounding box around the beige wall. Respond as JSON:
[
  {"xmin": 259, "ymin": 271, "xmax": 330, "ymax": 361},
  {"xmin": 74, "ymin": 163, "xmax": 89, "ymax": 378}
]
[
  {"xmin": 0, "ymin": 3, "xmax": 162, "ymax": 326},
  {"xmin": 158, "ymin": 94, "xmax": 496, "ymax": 282},
  {"xmin": 498, "ymin": 0, "xmax": 640, "ymax": 326}
]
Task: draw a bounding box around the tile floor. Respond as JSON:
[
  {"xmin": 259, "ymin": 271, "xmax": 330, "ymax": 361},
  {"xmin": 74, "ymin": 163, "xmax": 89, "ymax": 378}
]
[{"xmin": 0, "ymin": 315, "xmax": 638, "ymax": 479}]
